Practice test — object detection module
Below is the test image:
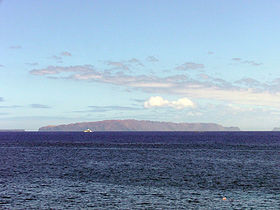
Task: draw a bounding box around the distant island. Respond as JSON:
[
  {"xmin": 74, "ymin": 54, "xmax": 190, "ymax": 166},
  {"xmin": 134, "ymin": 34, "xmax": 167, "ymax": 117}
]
[
  {"xmin": 272, "ymin": 127, "xmax": 280, "ymax": 131},
  {"xmin": 39, "ymin": 119, "xmax": 240, "ymax": 131}
]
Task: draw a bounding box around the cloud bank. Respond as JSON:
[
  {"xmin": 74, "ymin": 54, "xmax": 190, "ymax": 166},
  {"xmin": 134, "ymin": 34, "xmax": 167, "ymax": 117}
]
[{"xmin": 29, "ymin": 64, "xmax": 280, "ymax": 108}]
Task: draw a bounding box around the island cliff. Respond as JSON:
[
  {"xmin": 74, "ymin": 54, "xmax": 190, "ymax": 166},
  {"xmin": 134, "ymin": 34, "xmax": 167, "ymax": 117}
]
[{"xmin": 39, "ymin": 119, "xmax": 240, "ymax": 131}]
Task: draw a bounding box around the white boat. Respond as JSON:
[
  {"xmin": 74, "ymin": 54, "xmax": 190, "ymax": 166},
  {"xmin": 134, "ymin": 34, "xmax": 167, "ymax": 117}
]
[{"xmin": 83, "ymin": 129, "xmax": 93, "ymax": 132}]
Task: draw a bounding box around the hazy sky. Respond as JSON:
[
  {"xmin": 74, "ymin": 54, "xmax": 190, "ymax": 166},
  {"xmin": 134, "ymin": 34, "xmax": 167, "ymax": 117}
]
[{"xmin": 1, "ymin": 0, "xmax": 280, "ymax": 130}]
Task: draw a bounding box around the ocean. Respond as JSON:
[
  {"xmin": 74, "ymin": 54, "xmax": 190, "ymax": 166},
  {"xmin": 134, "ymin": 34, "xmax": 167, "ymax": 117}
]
[{"xmin": 0, "ymin": 131, "xmax": 279, "ymax": 209}]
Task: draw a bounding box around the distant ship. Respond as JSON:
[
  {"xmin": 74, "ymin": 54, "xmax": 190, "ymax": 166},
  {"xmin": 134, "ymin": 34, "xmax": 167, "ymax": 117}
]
[{"xmin": 83, "ymin": 129, "xmax": 93, "ymax": 132}]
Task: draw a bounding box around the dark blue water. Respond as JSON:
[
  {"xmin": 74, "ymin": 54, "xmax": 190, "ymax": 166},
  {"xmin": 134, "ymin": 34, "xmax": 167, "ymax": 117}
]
[{"xmin": 0, "ymin": 132, "xmax": 279, "ymax": 209}]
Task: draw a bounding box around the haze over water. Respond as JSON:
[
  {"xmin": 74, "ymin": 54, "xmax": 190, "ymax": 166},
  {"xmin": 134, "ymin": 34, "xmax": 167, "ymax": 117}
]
[{"xmin": 0, "ymin": 132, "xmax": 279, "ymax": 209}]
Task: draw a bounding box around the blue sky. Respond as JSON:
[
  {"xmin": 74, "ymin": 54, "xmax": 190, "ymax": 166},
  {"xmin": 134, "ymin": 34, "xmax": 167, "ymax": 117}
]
[{"xmin": 1, "ymin": 0, "xmax": 280, "ymax": 130}]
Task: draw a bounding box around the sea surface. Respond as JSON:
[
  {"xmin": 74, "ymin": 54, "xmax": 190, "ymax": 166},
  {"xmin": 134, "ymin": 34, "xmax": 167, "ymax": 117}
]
[{"xmin": 0, "ymin": 131, "xmax": 279, "ymax": 209}]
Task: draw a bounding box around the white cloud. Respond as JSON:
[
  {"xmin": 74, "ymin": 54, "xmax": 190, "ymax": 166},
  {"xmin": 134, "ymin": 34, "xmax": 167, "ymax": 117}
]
[
  {"xmin": 144, "ymin": 96, "xmax": 169, "ymax": 108},
  {"xmin": 170, "ymin": 97, "xmax": 195, "ymax": 109},
  {"xmin": 144, "ymin": 96, "xmax": 195, "ymax": 109}
]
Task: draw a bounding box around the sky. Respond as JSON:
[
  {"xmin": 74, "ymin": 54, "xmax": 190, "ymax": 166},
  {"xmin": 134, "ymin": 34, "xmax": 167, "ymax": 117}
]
[{"xmin": 1, "ymin": 0, "xmax": 280, "ymax": 131}]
